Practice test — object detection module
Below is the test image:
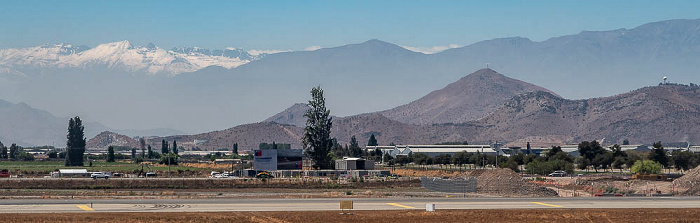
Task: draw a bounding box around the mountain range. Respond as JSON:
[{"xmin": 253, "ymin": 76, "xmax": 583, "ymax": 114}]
[
  {"xmin": 0, "ymin": 41, "xmax": 269, "ymax": 76},
  {"xmin": 153, "ymin": 68, "xmax": 700, "ymax": 151},
  {"xmin": 1, "ymin": 19, "xmax": 700, "ymax": 147},
  {"xmin": 0, "ymin": 99, "xmax": 183, "ymax": 146}
]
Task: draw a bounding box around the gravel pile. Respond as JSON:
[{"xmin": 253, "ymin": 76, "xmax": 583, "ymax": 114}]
[
  {"xmin": 457, "ymin": 169, "xmax": 557, "ymax": 197},
  {"xmin": 674, "ymin": 165, "xmax": 700, "ymax": 195}
]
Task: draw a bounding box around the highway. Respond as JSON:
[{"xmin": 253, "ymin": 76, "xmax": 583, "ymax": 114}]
[{"xmin": 0, "ymin": 197, "xmax": 698, "ymax": 213}]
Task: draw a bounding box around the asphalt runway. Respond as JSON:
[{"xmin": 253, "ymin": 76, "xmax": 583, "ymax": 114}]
[{"xmin": 0, "ymin": 197, "xmax": 698, "ymax": 213}]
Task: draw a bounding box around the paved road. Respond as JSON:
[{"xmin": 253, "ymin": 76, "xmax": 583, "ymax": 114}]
[{"xmin": 0, "ymin": 197, "xmax": 698, "ymax": 213}]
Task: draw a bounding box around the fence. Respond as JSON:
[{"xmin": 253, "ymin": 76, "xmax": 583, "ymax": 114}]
[{"xmin": 420, "ymin": 177, "xmax": 477, "ymax": 193}]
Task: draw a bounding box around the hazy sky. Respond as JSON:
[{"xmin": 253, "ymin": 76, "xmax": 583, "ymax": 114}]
[{"xmin": 1, "ymin": 0, "xmax": 698, "ymax": 52}]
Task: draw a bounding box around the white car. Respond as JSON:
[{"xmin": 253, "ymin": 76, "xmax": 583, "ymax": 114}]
[{"xmin": 90, "ymin": 172, "xmax": 109, "ymax": 179}]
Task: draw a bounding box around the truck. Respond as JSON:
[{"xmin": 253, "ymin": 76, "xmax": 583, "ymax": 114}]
[{"xmin": 0, "ymin": 170, "xmax": 9, "ymax": 178}]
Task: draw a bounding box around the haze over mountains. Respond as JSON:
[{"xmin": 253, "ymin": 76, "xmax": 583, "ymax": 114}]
[
  {"xmin": 165, "ymin": 69, "xmax": 700, "ymax": 150},
  {"xmin": 1, "ymin": 19, "xmax": 700, "ymax": 147},
  {"xmin": 0, "ymin": 98, "xmax": 183, "ymax": 146}
]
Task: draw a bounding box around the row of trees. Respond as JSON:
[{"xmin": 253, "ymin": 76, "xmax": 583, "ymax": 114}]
[
  {"xmin": 330, "ymin": 135, "xmax": 383, "ymax": 161},
  {"xmin": 577, "ymin": 141, "xmax": 700, "ymax": 172},
  {"xmin": 0, "ymin": 141, "xmax": 34, "ymax": 161}
]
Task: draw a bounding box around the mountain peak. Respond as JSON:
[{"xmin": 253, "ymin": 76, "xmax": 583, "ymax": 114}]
[
  {"xmin": 381, "ymin": 68, "xmax": 556, "ymax": 125},
  {"xmin": 263, "ymin": 103, "xmax": 310, "ymax": 127}
]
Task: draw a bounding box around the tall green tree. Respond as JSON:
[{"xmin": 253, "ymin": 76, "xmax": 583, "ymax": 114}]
[
  {"xmin": 233, "ymin": 143, "xmax": 238, "ymax": 155},
  {"xmin": 161, "ymin": 140, "xmax": 169, "ymax": 154},
  {"xmin": 131, "ymin": 148, "xmax": 137, "ymax": 159},
  {"xmin": 302, "ymin": 86, "xmax": 333, "ymax": 169},
  {"xmin": 671, "ymin": 150, "xmax": 694, "ymax": 171},
  {"xmin": 0, "ymin": 140, "xmax": 5, "ymax": 159},
  {"xmin": 577, "ymin": 140, "xmax": 605, "ymax": 171},
  {"xmin": 172, "ymin": 140, "xmax": 178, "ymax": 155},
  {"xmin": 349, "ymin": 135, "xmax": 362, "ymax": 157},
  {"xmin": 546, "ymin": 146, "xmax": 563, "ymax": 159},
  {"xmin": 367, "ymin": 134, "xmax": 378, "ymax": 146},
  {"xmin": 0, "ymin": 142, "xmax": 7, "ymax": 159},
  {"xmin": 9, "ymin": 143, "xmax": 18, "ymax": 159},
  {"xmin": 648, "ymin": 141, "xmax": 669, "ymax": 168},
  {"xmin": 139, "ymin": 138, "xmax": 146, "ymax": 158},
  {"xmin": 147, "ymin": 145, "xmax": 153, "ymax": 159},
  {"xmin": 107, "ymin": 146, "xmax": 116, "ymax": 162},
  {"xmin": 65, "ymin": 116, "xmax": 86, "ymax": 166}
]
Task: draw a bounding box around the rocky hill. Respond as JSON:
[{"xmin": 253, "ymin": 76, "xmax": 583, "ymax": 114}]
[
  {"xmin": 150, "ymin": 122, "xmax": 304, "ymax": 151},
  {"xmin": 86, "ymin": 131, "xmax": 139, "ymax": 150},
  {"xmin": 380, "ymin": 68, "xmax": 556, "ymax": 125},
  {"xmin": 263, "ymin": 103, "xmax": 310, "ymax": 127},
  {"xmin": 474, "ymin": 84, "xmax": 700, "ymax": 146}
]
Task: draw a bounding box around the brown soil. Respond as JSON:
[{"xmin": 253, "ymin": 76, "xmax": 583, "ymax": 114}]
[
  {"xmin": 3, "ymin": 209, "xmax": 700, "ymax": 223},
  {"xmin": 0, "ymin": 178, "xmax": 421, "ymax": 190}
]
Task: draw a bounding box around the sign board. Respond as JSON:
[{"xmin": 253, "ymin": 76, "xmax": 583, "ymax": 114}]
[
  {"xmin": 339, "ymin": 200, "xmax": 353, "ymax": 210},
  {"xmin": 253, "ymin": 149, "xmax": 277, "ymax": 171},
  {"xmin": 426, "ymin": 203, "xmax": 435, "ymax": 212}
]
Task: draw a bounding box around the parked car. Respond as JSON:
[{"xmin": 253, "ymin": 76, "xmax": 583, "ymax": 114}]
[
  {"xmin": 548, "ymin": 171, "xmax": 567, "ymax": 177},
  {"xmin": 256, "ymin": 172, "xmax": 274, "ymax": 179},
  {"xmin": 389, "ymin": 174, "xmax": 400, "ymax": 179},
  {"xmin": 90, "ymin": 172, "xmax": 109, "ymax": 179}
]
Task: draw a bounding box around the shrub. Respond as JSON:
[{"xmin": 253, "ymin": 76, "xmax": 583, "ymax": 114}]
[{"xmin": 630, "ymin": 160, "xmax": 662, "ymax": 174}]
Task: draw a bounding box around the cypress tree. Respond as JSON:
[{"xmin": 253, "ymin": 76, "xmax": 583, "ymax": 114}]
[
  {"xmin": 9, "ymin": 144, "xmax": 18, "ymax": 159},
  {"xmin": 0, "ymin": 140, "xmax": 6, "ymax": 159},
  {"xmin": 65, "ymin": 116, "xmax": 86, "ymax": 166},
  {"xmin": 139, "ymin": 138, "xmax": 146, "ymax": 158},
  {"xmin": 173, "ymin": 140, "xmax": 178, "ymax": 155},
  {"xmin": 161, "ymin": 140, "xmax": 169, "ymax": 154},
  {"xmin": 302, "ymin": 86, "xmax": 333, "ymax": 169},
  {"xmin": 367, "ymin": 134, "xmax": 378, "ymax": 146},
  {"xmin": 147, "ymin": 145, "xmax": 153, "ymax": 159},
  {"xmin": 107, "ymin": 146, "xmax": 116, "ymax": 162}
]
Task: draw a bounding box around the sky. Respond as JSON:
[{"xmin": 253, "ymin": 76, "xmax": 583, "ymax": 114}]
[{"xmin": 1, "ymin": 0, "xmax": 699, "ymax": 53}]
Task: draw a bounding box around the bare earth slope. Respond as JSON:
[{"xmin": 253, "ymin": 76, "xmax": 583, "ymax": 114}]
[
  {"xmin": 380, "ymin": 68, "xmax": 556, "ymax": 125},
  {"xmin": 86, "ymin": 131, "xmax": 139, "ymax": 150},
  {"xmin": 262, "ymin": 103, "xmax": 310, "ymax": 127},
  {"xmin": 476, "ymin": 85, "xmax": 700, "ymax": 146}
]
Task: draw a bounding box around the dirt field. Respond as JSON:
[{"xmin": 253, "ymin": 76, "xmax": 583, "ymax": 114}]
[
  {"xmin": 0, "ymin": 178, "xmax": 420, "ymax": 190},
  {"xmin": 3, "ymin": 209, "xmax": 700, "ymax": 223}
]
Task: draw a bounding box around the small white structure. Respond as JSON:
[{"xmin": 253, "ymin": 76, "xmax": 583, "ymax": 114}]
[
  {"xmin": 426, "ymin": 203, "xmax": 436, "ymax": 212},
  {"xmin": 51, "ymin": 169, "xmax": 89, "ymax": 178}
]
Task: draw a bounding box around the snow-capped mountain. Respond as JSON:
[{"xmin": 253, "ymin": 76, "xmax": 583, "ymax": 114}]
[{"xmin": 0, "ymin": 41, "xmax": 269, "ymax": 75}]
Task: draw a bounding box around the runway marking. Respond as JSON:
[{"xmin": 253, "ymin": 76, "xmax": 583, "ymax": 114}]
[
  {"xmin": 387, "ymin": 203, "xmax": 415, "ymax": 209},
  {"xmin": 76, "ymin": 205, "xmax": 94, "ymax": 211},
  {"xmin": 530, "ymin": 202, "xmax": 562, "ymax": 208}
]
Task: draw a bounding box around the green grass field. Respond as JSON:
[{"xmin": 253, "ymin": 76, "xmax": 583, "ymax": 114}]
[{"xmin": 0, "ymin": 160, "xmax": 205, "ymax": 174}]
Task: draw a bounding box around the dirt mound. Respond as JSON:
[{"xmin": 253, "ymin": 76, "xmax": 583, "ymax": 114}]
[
  {"xmin": 456, "ymin": 169, "xmax": 557, "ymax": 197},
  {"xmin": 674, "ymin": 165, "xmax": 700, "ymax": 195}
]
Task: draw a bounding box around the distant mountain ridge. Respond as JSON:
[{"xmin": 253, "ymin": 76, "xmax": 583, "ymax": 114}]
[
  {"xmin": 2, "ymin": 19, "xmax": 700, "ymax": 134},
  {"xmin": 380, "ymin": 68, "xmax": 557, "ymax": 125},
  {"xmin": 0, "ymin": 98, "xmax": 185, "ymax": 147},
  {"xmin": 0, "ymin": 41, "xmax": 270, "ymax": 75}
]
